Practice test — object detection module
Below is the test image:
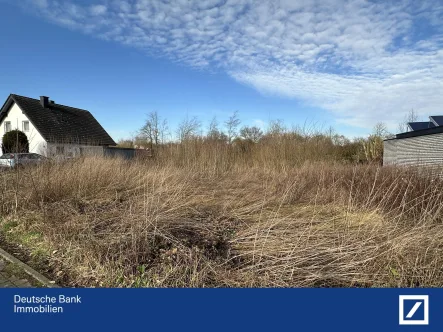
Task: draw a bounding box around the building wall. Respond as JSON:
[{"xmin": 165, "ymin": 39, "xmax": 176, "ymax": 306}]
[
  {"xmin": 383, "ymin": 139, "xmax": 397, "ymax": 165},
  {"xmin": 103, "ymin": 147, "xmax": 135, "ymax": 159},
  {"xmin": 0, "ymin": 102, "xmax": 47, "ymax": 155},
  {"xmin": 383, "ymin": 133, "xmax": 443, "ymax": 167},
  {"xmin": 46, "ymin": 143, "xmax": 104, "ymax": 158}
]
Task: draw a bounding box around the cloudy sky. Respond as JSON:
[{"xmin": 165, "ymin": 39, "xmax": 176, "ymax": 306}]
[{"xmin": 1, "ymin": 0, "xmax": 442, "ymax": 139}]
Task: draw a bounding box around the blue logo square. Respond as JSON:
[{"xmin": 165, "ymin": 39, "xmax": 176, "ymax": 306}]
[{"xmin": 403, "ymin": 299, "xmax": 425, "ymax": 321}]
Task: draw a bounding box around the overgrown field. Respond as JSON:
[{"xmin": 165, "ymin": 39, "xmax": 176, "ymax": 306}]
[{"xmin": 1, "ymin": 149, "xmax": 443, "ymax": 287}]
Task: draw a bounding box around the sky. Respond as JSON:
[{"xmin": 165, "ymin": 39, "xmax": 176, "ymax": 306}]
[{"xmin": 0, "ymin": 0, "xmax": 442, "ymax": 141}]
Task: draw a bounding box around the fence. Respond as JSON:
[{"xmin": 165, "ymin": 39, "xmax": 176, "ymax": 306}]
[{"xmin": 103, "ymin": 147, "xmax": 152, "ymax": 160}]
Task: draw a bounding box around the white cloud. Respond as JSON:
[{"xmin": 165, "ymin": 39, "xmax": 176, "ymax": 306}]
[
  {"xmin": 90, "ymin": 5, "xmax": 107, "ymax": 16},
  {"xmin": 18, "ymin": 0, "xmax": 443, "ymax": 130},
  {"xmin": 30, "ymin": 0, "xmax": 48, "ymax": 9}
]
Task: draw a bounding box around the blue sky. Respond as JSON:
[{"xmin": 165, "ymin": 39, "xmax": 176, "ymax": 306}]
[{"xmin": 1, "ymin": 0, "xmax": 442, "ymax": 141}]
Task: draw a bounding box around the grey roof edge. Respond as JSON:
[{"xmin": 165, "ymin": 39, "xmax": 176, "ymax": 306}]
[
  {"xmin": 391, "ymin": 125, "xmax": 443, "ymax": 140},
  {"xmin": 11, "ymin": 94, "xmax": 89, "ymax": 113},
  {"xmin": 0, "ymin": 94, "xmax": 90, "ymax": 115},
  {"xmin": 0, "ymin": 93, "xmax": 12, "ymax": 110},
  {"xmin": 0, "ymin": 94, "xmax": 14, "ymax": 122}
]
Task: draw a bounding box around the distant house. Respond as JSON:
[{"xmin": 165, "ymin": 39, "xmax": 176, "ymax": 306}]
[
  {"xmin": 0, "ymin": 94, "xmax": 116, "ymax": 157},
  {"xmin": 383, "ymin": 116, "xmax": 443, "ymax": 167}
]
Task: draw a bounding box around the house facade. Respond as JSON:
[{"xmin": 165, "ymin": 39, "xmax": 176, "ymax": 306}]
[
  {"xmin": 383, "ymin": 116, "xmax": 443, "ymax": 171},
  {"xmin": 0, "ymin": 94, "xmax": 116, "ymax": 157}
]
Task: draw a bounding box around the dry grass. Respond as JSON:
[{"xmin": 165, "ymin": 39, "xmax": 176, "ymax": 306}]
[{"xmin": 0, "ymin": 149, "xmax": 442, "ymax": 287}]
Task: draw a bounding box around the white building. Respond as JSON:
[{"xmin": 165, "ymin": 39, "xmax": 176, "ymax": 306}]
[{"xmin": 0, "ymin": 94, "xmax": 116, "ymax": 157}]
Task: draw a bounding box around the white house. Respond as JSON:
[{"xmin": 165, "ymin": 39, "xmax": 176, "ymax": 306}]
[{"xmin": 0, "ymin": 94, "xmax": 116, "ymax": 157}]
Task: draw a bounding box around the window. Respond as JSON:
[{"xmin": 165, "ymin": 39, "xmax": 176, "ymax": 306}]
[
  {"xmin": 22, "ymin": 121, "xmax": 29, "ymax": 132},
  {"xmin": 4, "ymin": 121, "xmax": 11, "ymax": 133}
]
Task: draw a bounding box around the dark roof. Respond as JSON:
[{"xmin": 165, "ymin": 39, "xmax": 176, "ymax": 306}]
[
  {"xmin": 395, "ymin": 125, "xmax": 443, "ymax": 139},
  {"xmin": 407, "ymin": 121, "xmax": 435, "ymax": 131},
  {"xmin": 430, "ymin": 116, "xmax": 443, "ymax": 126},
  {"xmin": 0, "ymin": 94, "xmax": 116, "ymax": 146}
]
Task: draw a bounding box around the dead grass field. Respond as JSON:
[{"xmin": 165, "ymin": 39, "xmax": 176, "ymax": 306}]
[{"xmin": 1, "ymin": 150, "xmax": 443, "ymax": 287}]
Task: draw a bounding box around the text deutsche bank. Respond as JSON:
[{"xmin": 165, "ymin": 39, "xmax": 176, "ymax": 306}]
[{"xmin": 13, "ymin": 295, "xmax": 81, "ymax": 313}]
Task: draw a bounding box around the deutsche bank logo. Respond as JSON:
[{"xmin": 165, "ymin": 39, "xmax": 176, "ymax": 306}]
[{"xmin": 399, "ymin": 295, "xmax": 429, "ymax": 325}]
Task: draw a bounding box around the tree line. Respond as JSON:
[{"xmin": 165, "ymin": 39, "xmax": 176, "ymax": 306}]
[{"xmin": 115, "ymin": 110, "xmax": 423, "ymax": 164}]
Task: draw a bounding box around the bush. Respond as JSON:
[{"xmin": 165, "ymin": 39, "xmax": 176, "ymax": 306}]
[
  {"xmin": 337, "ymin": 141, "xmax": 365, "ymax": 163},
  {"xmin": 362, "ymin": 135, "xmax": 384, "ymax": 164},
  {"xmin": 1, "ymin": 130, "xmax": 29, "ymax": 154}
]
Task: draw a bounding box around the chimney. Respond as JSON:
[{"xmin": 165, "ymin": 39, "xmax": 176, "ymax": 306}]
[{"xmin": 40, "ymin": 96, "xmax": 49, "ymax": 108}]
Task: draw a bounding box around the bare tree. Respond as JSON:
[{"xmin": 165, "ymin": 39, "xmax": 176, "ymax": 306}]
[
  {"xmin": 140, "ymin": 111, "xmax": 162, "ymax": 147},
  {"xmin": 158, "ymin": 118, "xmax": 169, "ymax": 144},
  {"xmin": 373, "ymin": 122, "xmax": 390, "ymax": 138},
  {"xmin": 140, "ymin": 111, "xmax": 169, "ymax": 152},
  {"xmin": 239, "ymin": 126, "xmax": 263, "ymax": 143},
  {"xmin": 140, "ymin": 112, "xmax": 155, "ymax": 150},
  {"xmin": 398, "ymin": 109, "xmax": 418, "ymax": 133},
  {"xmin": 225, "ymin": 111, "xmax": 241, "ymax": 144},
  {"xmin": 177, "ymin": 115, "xmax": 201, "ymax": 142},
  {"xmin": 207, "ymin": 117, "xmax": 227, "ymax": 142},
  {"xmin": 266, "ymin": 119, "xmax": 287, "ymax": 137}
]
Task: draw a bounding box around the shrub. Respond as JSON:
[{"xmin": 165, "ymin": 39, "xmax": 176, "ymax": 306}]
[
  {"xmin": 1, "ymin": 130, "xmax": 29, "ymax": 154},
  {"xmin": 362, "ymin": 135, "xmax": 384, "ymax": 164}
]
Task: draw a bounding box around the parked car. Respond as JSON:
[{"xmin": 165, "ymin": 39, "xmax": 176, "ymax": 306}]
[{"xmin": 0, "ymin": 153, "xmax": 47, "ymax": 169}]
